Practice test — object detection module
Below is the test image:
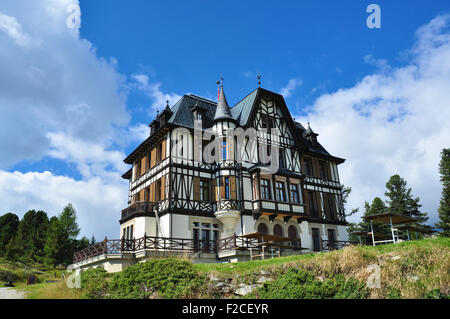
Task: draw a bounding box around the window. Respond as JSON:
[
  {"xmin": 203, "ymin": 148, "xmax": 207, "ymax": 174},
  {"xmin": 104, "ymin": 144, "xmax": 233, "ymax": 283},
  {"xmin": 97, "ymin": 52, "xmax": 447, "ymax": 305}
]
[
  {"xmin": 224, "ymin": 177, "xmax": 230, "ymax": 199},
  {"xmin": 279, "ymin": 149, "xmax": 286, "ymax": 169},
  {"xmin": 328, "ymin": 229, "xmax": 336, "ymax": 250},
  {"xmin": 156, "ymin": 179, "xmax": 162, "ymax": 201},
  {"xmin": 288, "ymin": 225, "xmax": 298, "ymax": 240},
  {"xmin": 309, "ymin": 191, "xmax": 318, "ymax": 217},
  {"xmin": 319, "ymin": 161, "xmax": 327, "ymax": 180},
  {"xmin": 196, "ymin": 113, "xmax": 202, "ymax": 121},
  {"xmin": 275, "ymin": 181, "xmax": 286, "ymax": 202},
  {"xmin": 290, "ymin": 184, "xmax": 300, "ymax": 203},
  {"xmin": 179, "ymin": 135, "xmax": 183, "ymax": 157},
  {"xmin": 261, "ymin": 114, "xmax": 274, "ymax": 131},
  {"xmin": 260, "ymin": 179, "xmax": 271, "ymax": 200},
  {"xmin": 273, "ymin": 224, "xmax": 283, "ymax": 237},
  {"xmin": 193, "ymin": 222, "xmax": 219, "ymax": 252},
  {"xmin": 221, "ymin": 139, "xmax": 227, "ymax": 160},
  {"xmin": 257, "ymin": 223, "xmax": 268, "ymax": 234},
  {"xmin": 200, "ymin": 179, "xmax": 209, "ymax": 201},
  {"xmin": 304, "ymin": 159, "xmax": 312, "ymax": 176}
]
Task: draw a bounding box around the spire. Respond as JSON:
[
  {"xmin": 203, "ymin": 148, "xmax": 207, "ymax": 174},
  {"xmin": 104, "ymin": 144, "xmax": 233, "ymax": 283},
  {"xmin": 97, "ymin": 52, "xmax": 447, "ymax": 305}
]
[
  {"xmin": 213, "ymin": 82, "xmax": 233, "ymax": 122},
  {"xmin": 305, "ymin": 122, "xmax": 319, "ymax": 142}
]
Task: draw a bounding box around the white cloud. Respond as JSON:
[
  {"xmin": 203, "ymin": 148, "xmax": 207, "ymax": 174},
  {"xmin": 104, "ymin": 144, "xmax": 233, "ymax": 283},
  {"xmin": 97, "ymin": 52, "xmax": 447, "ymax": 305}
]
[
  {"xmin": 280, "ymin": 77, "xmax": 302, "ymax": 98},
  {"xmin": 132, "ymin": 73, "xmax": 181, "ymax": 112},
  {"xmin": 0, "ymin": 0, "xmax": 129, "ymax": 169},
  {"xmin": 0, "ymin": 170, "xmax": 126, "ymax": 239},
  {"xmin": 297, "ymin": 14, "xmax": 450, "ymax": 226},
  {"xmin": 0, "ymin": 0, "xmax": 132, "ymax": 238}
]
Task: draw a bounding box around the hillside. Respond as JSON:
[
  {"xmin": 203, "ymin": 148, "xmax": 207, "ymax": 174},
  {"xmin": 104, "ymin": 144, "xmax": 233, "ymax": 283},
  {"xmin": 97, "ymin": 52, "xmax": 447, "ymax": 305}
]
[{"xmin": 2, "ymin": 237, "xmax": 449, "ymax": 299}]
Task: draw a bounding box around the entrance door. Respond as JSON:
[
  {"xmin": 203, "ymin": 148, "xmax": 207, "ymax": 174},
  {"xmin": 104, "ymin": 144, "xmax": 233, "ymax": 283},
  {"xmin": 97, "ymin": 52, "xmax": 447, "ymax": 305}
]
[
  {"xmin": 312, "ymin": 228, "xmax": 321, "ymax": 252},
  {"xmin": 273, "ymin": 224, "xmax": 283, "ymax": 237},
  {"xmin": 327, "ymin": 229, "xmax": 336, "ymax": 250},
  {"xmin": 201, "ymin": 228, "xmax": 211, "ymax": 252}
]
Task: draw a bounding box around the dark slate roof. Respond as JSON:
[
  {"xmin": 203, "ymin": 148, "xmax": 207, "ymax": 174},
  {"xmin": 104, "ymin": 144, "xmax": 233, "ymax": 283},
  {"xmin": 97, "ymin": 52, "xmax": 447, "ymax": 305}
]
[
  {"xmin": 124, "ymin": 87, "xmax": 345, "ymax": 165},
  {"xmin": 213, "ymin": 86, "xmax": 234, "ymax": 122},
  {"xmin": 230, "ymin": 88, "xmax": 258, "ymax": 126},
  {"xmin": 168, "ymin": 94, "xmax": 217, "ymax": 129}
]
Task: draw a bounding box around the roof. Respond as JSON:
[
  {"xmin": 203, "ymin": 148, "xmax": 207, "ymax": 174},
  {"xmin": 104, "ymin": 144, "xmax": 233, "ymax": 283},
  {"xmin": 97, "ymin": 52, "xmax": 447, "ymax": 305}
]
[
  {"xmin": 362, "ymin": 213, "xmax": 418, "ymax": 224},
  {"xmin": 123, "ymin": 86, "xmax": 345, "ymax": 165},
  {"xmin": 213, "ymin": 86, "xmax": 234, "ymax": 122}
]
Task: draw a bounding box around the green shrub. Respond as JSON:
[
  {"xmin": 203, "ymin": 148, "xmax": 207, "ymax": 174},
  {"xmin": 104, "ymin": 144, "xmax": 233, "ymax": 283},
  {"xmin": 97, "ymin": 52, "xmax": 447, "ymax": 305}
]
[
  {"xmin": 251, "ymin": 268, "xmax": 369, "ymax": 299},
  {"xmin": 108, "ymin": 258, "xmax": 206, "ymax": 299},
  {"xmin": 424, "ymin": 288, "xmax": 450, "ymax": 299},
  {"xmin": 80, "ymin": 267, "xmax": 112, "ymax": 299}
]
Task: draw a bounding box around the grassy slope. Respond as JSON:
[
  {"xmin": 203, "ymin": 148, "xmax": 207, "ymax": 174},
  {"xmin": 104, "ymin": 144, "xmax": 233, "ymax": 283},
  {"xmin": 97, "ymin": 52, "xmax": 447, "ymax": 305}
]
[
  {"xmin": 2, "ymin": 237, "xmax": 448, "ymax": 299},
  {"xmin": 195, "ymin": 237, "xmax": 450, "ymax": 298},
  {"xmin": 0, "ymin": 258, "xmax": 78, "ymax": 299}
]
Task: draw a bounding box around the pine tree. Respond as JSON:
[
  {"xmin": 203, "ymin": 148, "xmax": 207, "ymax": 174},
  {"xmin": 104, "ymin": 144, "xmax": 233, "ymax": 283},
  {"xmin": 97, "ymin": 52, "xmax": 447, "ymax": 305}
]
[
  {"xmin": 44, "ymin": 217, "xmax": 66, "ymax": 266},
  {"xmin": 59, "ymin": 204, "xmax": 80, "ymax": 240},
  {"xmin": 436, "ymin": 148, "xmax": 450, "ymax": 236},
  {"xmin": 385, "ymin": 174, "xmax": 428, "ymax": 225},
  {"xmin": 0, "ymin": 213, "xmax": 19, "ymax": 255}
]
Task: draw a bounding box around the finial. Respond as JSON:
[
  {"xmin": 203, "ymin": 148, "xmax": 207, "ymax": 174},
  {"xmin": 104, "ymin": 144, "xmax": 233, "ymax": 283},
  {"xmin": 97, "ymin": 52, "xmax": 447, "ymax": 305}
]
[
  {"xmin": 220, "ymin": 76, "xmax": 224, "ymax": 87},
  {"xmin": 166, "ymin": 100, "xmax": 169, "ymax": 107},
  {"xmin": 257, "ymin": 73, "xmax": 261, "ymax": 87}
]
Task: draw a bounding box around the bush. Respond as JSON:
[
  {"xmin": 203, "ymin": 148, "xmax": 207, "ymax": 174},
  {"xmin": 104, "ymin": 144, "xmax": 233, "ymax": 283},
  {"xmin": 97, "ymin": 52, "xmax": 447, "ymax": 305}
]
[
  {"xmin": 251, "ymin": 268, "xmax": 369, "ymax": 299},
  {"xmin": 80, "ymin": 267, "xmax": 112, "ymax": 299},
  {"xmin": 424, "ymin": 288, "xmax": 450, "ymax": 299},
  {"xmin": 108, "ymin": 258, "xmax": 206, "ymax": 299}
]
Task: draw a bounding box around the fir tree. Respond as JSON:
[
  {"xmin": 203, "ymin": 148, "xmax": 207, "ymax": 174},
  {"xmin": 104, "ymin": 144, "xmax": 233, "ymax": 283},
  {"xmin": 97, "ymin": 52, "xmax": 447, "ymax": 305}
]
[
  {"xmin": 436, "ymin": 148, "xmax": 450, "ymax": 236},
  {"xmin": 385, "ymin": 174, "xmax": 428, "ymax": 225}
]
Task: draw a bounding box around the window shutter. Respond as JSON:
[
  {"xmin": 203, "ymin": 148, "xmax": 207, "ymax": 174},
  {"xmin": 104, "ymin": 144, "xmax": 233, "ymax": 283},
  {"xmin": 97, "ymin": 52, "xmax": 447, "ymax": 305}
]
[
  {"xmin": 150, "ymin": 182, "xmax": 155, "ymax": 202},
  {"xmin": 161, "ymin": 139, "xmax": 166, "ymax": 160},
  {"xmin": 161, "ymin": 176, "xmax": 166, "ymax": 200},
  {"xmin": 193, "ymin": 177, "xmax": 200, "ymax": 201},
  {"xmin": 230, "ymin": 176, "xmax": 236, "ymax": 199},
  {"xmin": 220, "ymin": 178, "xmax": 225, "ymax": 199},
  {"xmin": 141, "ymin": 156, "xmax": 147, "ymax": 175},
  {"xmin": 212, "ymin": 179, "xmax": 217, "ymax": 201},
  {"xmin": 151, "ymin": 147, "xmax": 157, "ymax": 168},
  {"xmin": 227, "ymin": 138, "xmax": 234, "ymax": 161}
]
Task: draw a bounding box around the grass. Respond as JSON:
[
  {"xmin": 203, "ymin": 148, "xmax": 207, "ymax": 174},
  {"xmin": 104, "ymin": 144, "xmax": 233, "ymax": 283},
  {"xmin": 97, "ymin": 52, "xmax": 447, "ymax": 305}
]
[
  {"xmin": 1, "ymin": 237, "xmax": 448, "ymax": 299},
  {"xmin": 195, "ymin": 237, "xmax": 450, "ymax": 298},
  {"xmin": 15, "ymin": 280, "xmax": 82, "ymax": 299}
]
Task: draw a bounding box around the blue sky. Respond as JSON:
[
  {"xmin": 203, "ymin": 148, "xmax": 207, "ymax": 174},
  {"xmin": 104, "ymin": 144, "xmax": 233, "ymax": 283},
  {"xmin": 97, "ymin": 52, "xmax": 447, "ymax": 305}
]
[{"xmin": 1, "ymin": 0, "xmax": 449, "ymax": 238}]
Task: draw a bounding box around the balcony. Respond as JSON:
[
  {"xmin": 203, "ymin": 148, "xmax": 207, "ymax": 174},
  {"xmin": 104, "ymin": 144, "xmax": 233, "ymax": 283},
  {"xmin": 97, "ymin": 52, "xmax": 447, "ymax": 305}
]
[
  {"xmin": 121, "ymin": 200, "xmax": 169, "ymax": 220},
  {"xmin": 252, "ymin": 199, "xmax": 306, "ymax": 216}
]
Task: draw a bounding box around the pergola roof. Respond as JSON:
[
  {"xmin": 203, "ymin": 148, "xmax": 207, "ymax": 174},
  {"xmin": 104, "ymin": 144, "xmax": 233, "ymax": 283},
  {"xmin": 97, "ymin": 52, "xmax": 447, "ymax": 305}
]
[
  {"xmin": 241, "ymin": 232, "xmax": 293, "ymax": 242},
  {"xmin": 351, "ymin": 231, "xmax": 392, "ymax": 239},
  {"xmin": 362, "ymin": 213, "xmax": 417, "ymax": 224},
  {"xmin": 395, "ymin": 225, "xmax": 435, "ymax": 233}
]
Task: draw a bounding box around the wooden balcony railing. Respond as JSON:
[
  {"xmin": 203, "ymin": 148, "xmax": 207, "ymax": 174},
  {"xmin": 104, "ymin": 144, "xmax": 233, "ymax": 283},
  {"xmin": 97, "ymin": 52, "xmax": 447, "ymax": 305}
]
[
  {"xmin": 320, "ymin": 239, "xmax": 351, "ymax": 251},
  {"xmin": 72, "ymin": 235, "xmax": 216, "ymax": 263},
  {"xmin": 215, "ymin": 234, "xmax": 303, "ymax": 253}
]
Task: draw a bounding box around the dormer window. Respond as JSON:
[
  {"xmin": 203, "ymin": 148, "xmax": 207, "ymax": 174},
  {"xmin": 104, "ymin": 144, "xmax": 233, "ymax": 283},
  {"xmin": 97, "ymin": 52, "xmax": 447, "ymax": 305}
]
[{"xmin": 261, "ymin": 115, "xmax": 274, "ymax": 131}]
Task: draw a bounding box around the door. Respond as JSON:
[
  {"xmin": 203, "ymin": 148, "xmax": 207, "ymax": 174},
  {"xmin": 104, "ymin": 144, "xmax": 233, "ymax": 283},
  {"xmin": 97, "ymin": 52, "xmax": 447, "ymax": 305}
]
[
  {"xmin": 312, "ymin": 228, "xmax": 321, "ymax": 252},
  {"xmin": 327, "ymin": 229, "xmax": 336, "ymax": 250}
]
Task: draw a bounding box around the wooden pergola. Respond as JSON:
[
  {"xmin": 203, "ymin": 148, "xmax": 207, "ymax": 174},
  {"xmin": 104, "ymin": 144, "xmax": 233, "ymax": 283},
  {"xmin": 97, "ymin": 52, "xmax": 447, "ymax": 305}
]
[
  {"xmin": 362, "ymin": 213, "xmax": 418, "ymax": 246},
  {"xmin": 240, "ymin": 232, "xmax": 308, "ymax": 260}
]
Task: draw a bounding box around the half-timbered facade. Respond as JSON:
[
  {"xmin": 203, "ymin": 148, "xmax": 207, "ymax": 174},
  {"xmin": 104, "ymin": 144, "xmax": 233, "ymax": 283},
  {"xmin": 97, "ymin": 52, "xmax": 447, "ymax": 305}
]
[{"xmin": 119, "ymin": 84, "xmax": 349, "ymax": 256}]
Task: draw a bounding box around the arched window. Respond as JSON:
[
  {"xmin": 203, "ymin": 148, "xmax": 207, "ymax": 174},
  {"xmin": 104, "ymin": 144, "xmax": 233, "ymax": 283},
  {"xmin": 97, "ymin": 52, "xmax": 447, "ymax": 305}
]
[
  {"xmin": 273, "ymin": 224, "xmax": 283, "ymax": 237},
  {"xmin": 288, "ymin": 225, "xmax": 298, "ymax": 239},
  {"xmin": 257, "ymin": 223, "xmax": 268, "ymax": 234}
]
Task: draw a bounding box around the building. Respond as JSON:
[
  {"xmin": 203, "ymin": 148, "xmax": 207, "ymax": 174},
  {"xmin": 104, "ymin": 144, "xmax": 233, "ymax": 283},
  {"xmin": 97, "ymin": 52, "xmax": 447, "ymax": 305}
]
[{"xmin": 70, "ymin": 82, "xmax": 349, "ymax": 272}]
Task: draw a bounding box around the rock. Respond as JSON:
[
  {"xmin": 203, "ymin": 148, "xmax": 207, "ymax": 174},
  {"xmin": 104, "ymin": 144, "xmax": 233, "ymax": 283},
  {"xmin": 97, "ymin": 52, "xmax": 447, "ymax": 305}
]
[
  {"xmin": 408, "ymin": 275, "xmax": 419, "ymax": 282},
  {"xmin": 257, "ymin": 276, "xmax": 271, "ymax": 284},
  {"xmin": 208, "ymin": 274, "xmax": 219, "ymax": 281},
  {"xmin": 235, "ymin": 284, "xmax": 257, "ymax": 296},
  {"xmin": 260, "ymin": 270, "xmax": 268, "ymax": 275},
  {"xmin": 392, "ymin": 255, "xmax": 401, "ymax": 260},
  {"xmin": 315, "ymin": 276, "xmax": 324, "ymax": 282},
  {"xmin": 215, "ymin": 282, "xmax": 226, "ymax": 288}
]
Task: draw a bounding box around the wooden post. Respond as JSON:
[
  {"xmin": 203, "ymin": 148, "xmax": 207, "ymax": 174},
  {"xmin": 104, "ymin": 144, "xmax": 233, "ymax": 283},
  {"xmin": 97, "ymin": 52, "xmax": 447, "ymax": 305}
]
[
  {"xmin": 370, "ymin": 220, "xmax": 375, "ymax": 246},
  {"xmin": 103, "ymin": 237, "xmax": 107, "ymax": 254},
  {"xmin": 390, "ymin": 217, "xmax": 396, "ymax": 244},
  {"xmin": 144, "ymin": 233, "xmax": 147, "ymax": 249}
]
